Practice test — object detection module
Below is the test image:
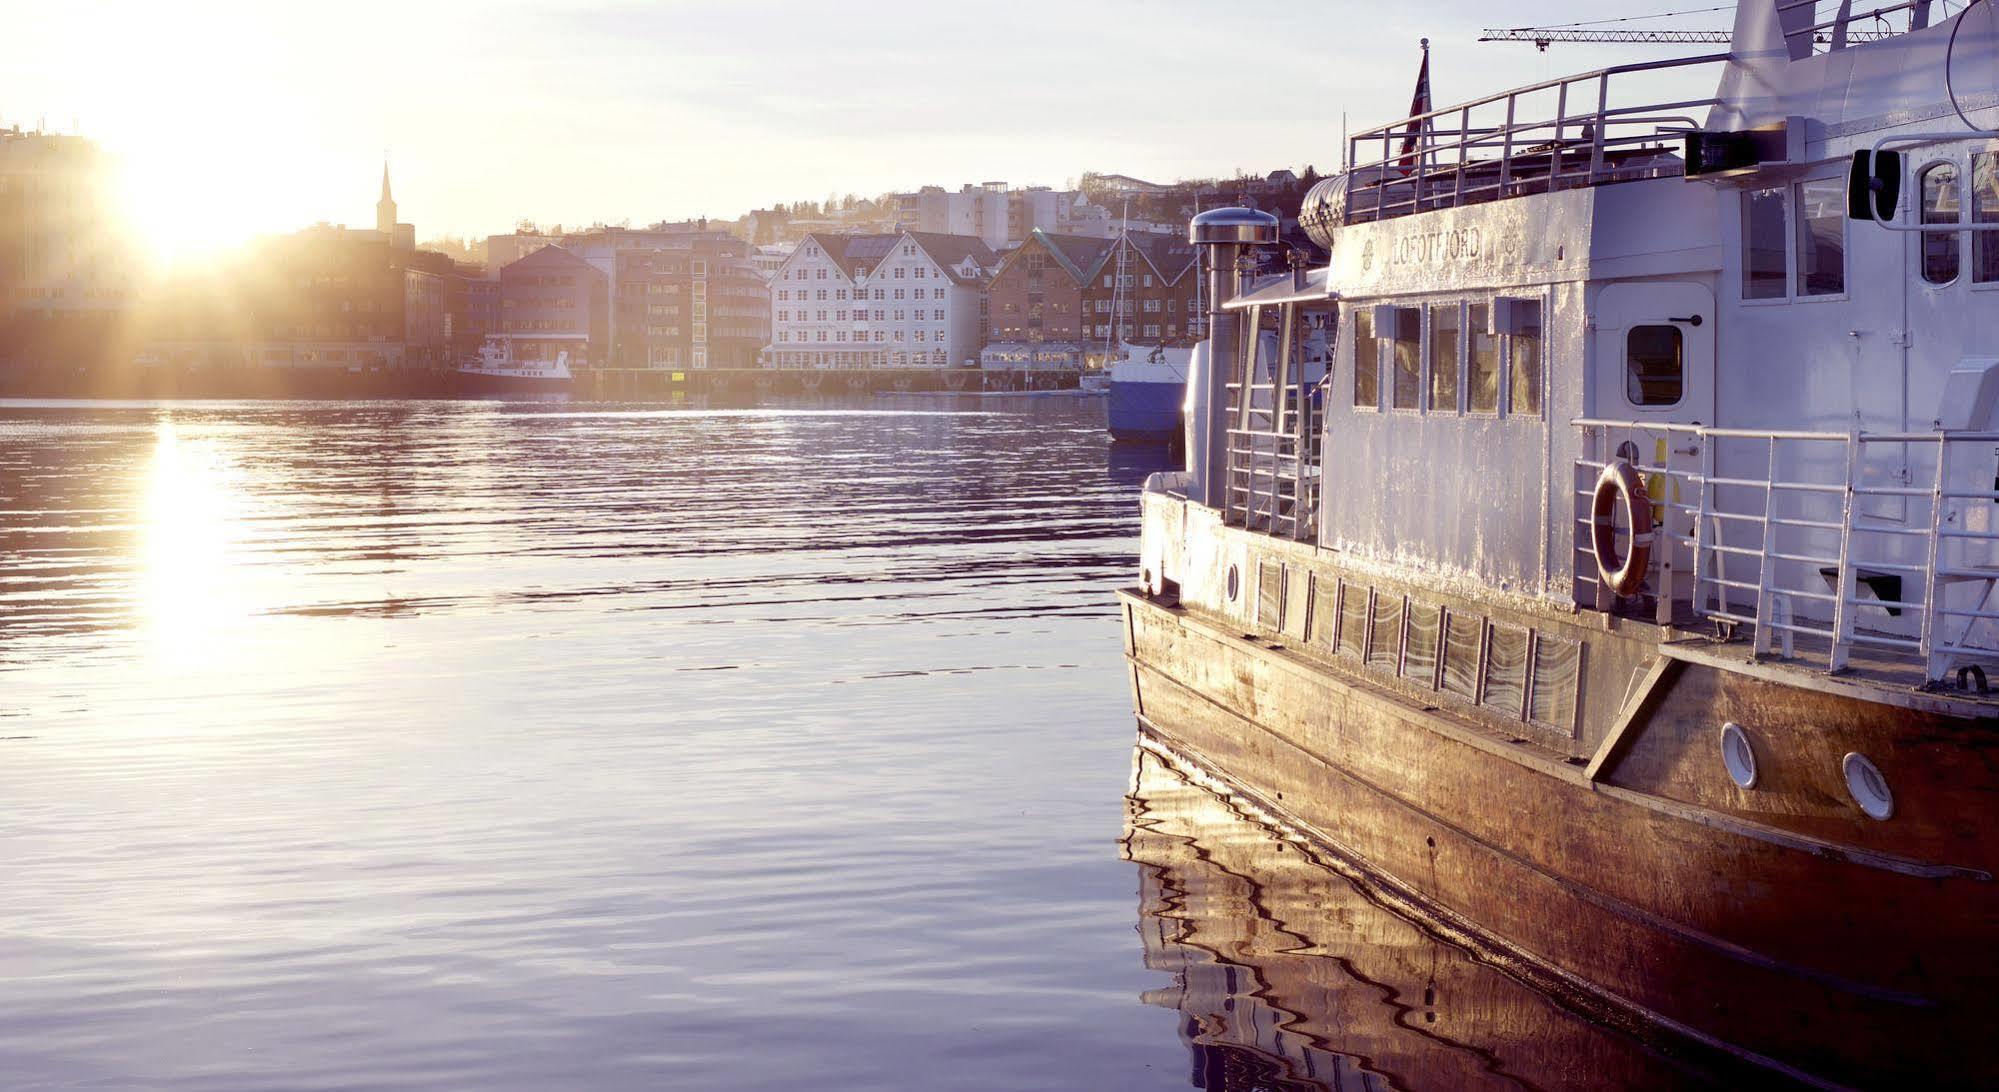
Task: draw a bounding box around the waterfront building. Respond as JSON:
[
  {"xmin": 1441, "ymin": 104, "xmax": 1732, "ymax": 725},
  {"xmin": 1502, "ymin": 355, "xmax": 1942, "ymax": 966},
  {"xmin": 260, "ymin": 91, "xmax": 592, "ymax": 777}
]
[
  {"xmin": 891, "ymin": 182, "xmax": 1117, "ymax": 250},
  {"xmin": 0, "ymin": 127, "xmax": 135, "ymax": 368},
  {"xmin": 981, "ymin": 230, "xmax": 1113, "ymax": 373},
  {"xmin": 1081, "ymin": 231, "xmax": 1200, "ymax": 347},
  {"xmin": 750, "ymin": 243, "xmax": 794, "ymax": 282},
  {"xmin": 497, "ymin": 244, "xmax": 609, "ymax": 367},
  {"xmin": 226, "ymin": 223, "xmax": 466, "ymax": 371},
  {"xmin": 767, "ymin": 231, "xmax": 995, "ymax": 369},
  {"xmin": 981, "ymin": 229, "xmax": 1200, "ymax": 374},
  {"xmin": 611, "ymin": 232, "xmax": 768, "ymax": 369}
]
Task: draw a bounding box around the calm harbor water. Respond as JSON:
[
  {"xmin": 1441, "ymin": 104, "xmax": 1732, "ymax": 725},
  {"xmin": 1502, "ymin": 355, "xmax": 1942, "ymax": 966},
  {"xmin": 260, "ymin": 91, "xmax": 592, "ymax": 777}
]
[{"xmin": 2, "ymin": 397, "xmax": 1728, "ymax": 1090}]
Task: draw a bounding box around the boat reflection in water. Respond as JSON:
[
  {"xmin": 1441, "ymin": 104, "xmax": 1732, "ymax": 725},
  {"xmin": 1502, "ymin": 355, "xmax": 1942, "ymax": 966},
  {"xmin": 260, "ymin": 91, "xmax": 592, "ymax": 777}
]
[{"xmin": 1123, "ymin": 741, "xmax": 1785, "ymax": 1092}]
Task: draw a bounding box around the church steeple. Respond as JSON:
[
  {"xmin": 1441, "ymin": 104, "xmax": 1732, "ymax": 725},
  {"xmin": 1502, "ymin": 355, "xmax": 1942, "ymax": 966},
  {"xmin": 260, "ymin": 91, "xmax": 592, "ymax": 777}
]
[{"xmin": 376, "ymin": 161, "xmax": 396, "ymax": 236}]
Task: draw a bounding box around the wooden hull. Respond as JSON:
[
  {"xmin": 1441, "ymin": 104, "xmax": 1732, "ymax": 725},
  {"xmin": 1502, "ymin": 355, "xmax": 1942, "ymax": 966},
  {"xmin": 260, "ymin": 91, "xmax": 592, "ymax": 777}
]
[
  {"xmin": 1126, "ymin": 744, "xmax": 1784, "ymax": 1090},
  {"xmin": 1122, "ymin": 589, "xmax": 1999, "ymax": 1088}
]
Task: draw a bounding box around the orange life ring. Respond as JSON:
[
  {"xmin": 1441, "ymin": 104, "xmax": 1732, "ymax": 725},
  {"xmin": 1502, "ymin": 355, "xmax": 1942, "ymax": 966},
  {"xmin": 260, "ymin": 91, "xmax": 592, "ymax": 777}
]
[{"xmin": 1591, "ymin": 459, "xmax": 1653, "ymax": 597}]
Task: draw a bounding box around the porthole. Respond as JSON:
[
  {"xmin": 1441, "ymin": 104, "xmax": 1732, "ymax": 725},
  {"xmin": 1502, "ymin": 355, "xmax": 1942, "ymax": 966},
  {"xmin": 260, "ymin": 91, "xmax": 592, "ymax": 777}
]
[
  {"xmin": 1226, "ymin": 564, "xmax": 1240, "ymax": 603},
  {"xmin": 1842, "ymin": 752, "xmax": 1894, "ymax": 821},
  {"xmin": 1720, "ymin": 722, "xmax": 1758, "ymax": 789}
]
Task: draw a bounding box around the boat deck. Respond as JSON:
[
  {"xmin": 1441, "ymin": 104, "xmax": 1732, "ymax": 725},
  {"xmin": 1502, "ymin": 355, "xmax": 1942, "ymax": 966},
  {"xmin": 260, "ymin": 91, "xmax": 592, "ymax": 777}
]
[{"xmin": 1660, "ymin": 632, "xmax": 1999, "ymax": 717}]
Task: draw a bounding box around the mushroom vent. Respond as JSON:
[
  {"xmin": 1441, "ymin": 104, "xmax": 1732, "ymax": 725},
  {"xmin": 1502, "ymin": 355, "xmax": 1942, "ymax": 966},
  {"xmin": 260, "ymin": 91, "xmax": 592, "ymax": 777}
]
[{"xmin": 1189, "ymin": 207, "xmax": 1279, "ymax": 247}]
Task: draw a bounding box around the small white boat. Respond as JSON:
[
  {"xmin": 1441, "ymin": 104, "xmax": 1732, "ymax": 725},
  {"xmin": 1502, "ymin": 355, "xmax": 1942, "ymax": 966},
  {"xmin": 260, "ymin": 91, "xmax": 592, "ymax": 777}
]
[{"xmin": 456, "ymin": 335, "xmax": 575, "ymax": 395}]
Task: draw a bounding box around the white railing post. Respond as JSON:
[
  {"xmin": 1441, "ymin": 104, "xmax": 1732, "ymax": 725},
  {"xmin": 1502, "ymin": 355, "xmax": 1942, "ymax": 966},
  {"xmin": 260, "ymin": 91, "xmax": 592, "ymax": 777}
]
[
  {"xmin": 1829, "ymin": 431, "xmax": 1861, "ymax": 673},
  {"xmin": 1921, "ymin": 435, "xmax": 1953, "ymax": 682},
  {"xmin": 1656, "ymin": 432, "xmax": 1678, "ymax": 626},
  {"xmin": 1695, "ymin": 429, "xmax": 1719, "ymax": 619},
  {"xmin": 1753, "ymin": 437, "xmax": 1781, "ymax": 657}
]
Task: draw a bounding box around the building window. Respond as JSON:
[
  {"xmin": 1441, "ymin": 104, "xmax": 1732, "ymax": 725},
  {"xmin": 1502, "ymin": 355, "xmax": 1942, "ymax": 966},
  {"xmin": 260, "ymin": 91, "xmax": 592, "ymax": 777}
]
[
  {"xmin": 1626, "ymin": 325, "xmax": 1684, "ymax": 406},
  {"xmin": 1795, "ymin": 178, "xmax": 1845, "ymax": 296},
  {"xmin": 1467, "ymin": 302, "xmax": 1498, "ymax": 414},
  {"xmin": 1921, "ymin": 161, "xmax": 1962, "ymax": 285},
  {"xmin": 1427, "ymin": 302, "xmax": 1459, "ymax": 413},
  {"xmin": 1742, "ymin": 186, "xmax": 1787, "ymax": 300}
]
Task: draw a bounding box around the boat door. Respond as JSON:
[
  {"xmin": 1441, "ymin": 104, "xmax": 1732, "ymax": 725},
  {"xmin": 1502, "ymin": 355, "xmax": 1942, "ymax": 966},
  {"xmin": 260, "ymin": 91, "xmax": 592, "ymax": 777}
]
[{"xmin": 1592, "ymin": 282, "xmax": 1716, "ymax": 428}]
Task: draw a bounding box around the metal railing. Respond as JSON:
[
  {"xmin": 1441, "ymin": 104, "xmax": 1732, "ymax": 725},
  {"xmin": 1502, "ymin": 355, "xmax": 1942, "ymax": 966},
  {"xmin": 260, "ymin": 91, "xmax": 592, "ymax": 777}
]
[
  {"xmin": 1223, "ymin": 309, "xmax": 1322, "ymax": 543},
  {"xmin": 1575, "ymin": 419, "xmax": 1999, "ymax": 684},
  {"xmin": 1344, "ymin": 54, "xmax": 1727, "ymax": 225}
]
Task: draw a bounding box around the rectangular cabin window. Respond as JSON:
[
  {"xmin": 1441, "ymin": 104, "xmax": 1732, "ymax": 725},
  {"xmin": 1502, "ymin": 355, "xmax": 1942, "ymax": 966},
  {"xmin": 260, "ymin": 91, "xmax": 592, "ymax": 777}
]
[
  {"xmin": 1390, "ymin": 308, "xmax": 1421, "ymax": 410},
  {"xmin": 1742, "ymin": 187, "xmax": 1788, "ymax": 300},
  {"xmin": 1352, "ymin": 308, "xmax": 1378, "ymax": 408},
  {"xmin": 1506, "ymin": 300, "xmax": 1542, "ymax": 417},
  {"xmin": 1974, "ymin": 153, "xmax": 1999, "ymax": 283},
  {"xmin": 1626, "ymin": 325, "xmax": 1685, "ymax": 406},
  {"xmin": 1922, "ymin": 161, "xmax": 1962, "ymax": 285},
  {"xmin": 1467, "ymin": 302, "xmax": 1499, "ymax": 414},
  {"xmin": 1427, "ymin": 303, "xmax": 1459, "ymax": 412},
  {"xmin": 1794, "ymin": 178, "xmax": 1845, "ymax": 296}
]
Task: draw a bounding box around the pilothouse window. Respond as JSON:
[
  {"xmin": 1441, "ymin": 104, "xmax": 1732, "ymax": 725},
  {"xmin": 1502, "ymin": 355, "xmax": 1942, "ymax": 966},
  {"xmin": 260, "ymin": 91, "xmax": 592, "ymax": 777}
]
[
  {"xmin": 1467, "ymin": 303, "xmax": 1498, "ymax": 414},
  {"xmin": 1352, "ymin": 309, "xmax": 1378, "ymax": 408},
  {"xmin": 1507, "ymin": 300, "xmax": 1542, "ymax": 417},
  {"xmin": 1427, "ymin": 303, "xmax": 1459, "ymax": 413},
  {"xmin": 1390, "ymin": 308, "xmax": 1421, "ymax": 410},
  {"xmin": 1742, "ymin": 187, "xmax": 1787, "ymax": 300},
  {"xmin": 1921, "ymin": 162, "xmax": 1962, "ymax": 285},
  {"xmin": 1795, "ymin": 179, "xmax": 1845, "ymax": 297},
  {"xmin": 1626, "ymin": 325, "xmax": 1684, "ymax": 406},
  {"xmin": 1974, "ymin": 153, "xmax": 1999, "ymax": 284}
]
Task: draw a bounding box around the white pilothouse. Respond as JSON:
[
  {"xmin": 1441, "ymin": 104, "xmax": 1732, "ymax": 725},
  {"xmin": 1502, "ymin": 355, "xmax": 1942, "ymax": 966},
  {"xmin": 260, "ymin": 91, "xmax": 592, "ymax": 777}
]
[{"xmin": 1121, "ymin": 3, "xmax": 1999, "ymax": 1085}]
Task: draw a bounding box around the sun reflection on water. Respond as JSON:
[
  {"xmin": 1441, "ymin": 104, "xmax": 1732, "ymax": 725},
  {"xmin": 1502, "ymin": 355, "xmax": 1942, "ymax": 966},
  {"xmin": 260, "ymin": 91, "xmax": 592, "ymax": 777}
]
[{"xmin": 136, "ymin": 418, "xmax": 245, "ymax": 650}]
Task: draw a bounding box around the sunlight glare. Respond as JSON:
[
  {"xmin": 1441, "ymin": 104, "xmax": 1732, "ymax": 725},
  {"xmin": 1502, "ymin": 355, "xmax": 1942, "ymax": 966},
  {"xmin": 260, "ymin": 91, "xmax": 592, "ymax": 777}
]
[{"xmin": 137, "ymin": 419, "xmax": 246, "ymax": 649}]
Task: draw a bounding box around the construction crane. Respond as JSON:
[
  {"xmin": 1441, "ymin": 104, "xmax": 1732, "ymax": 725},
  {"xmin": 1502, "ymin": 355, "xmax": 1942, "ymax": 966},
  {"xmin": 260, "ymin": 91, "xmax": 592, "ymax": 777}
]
[{"xmin": 1479, "ymin": 25, "xmax": 1895, "ymax": 49}]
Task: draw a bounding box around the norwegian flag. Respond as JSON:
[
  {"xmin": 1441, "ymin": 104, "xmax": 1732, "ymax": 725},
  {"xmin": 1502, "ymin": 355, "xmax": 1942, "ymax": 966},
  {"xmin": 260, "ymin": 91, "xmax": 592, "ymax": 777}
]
[{"xmin": 1396, "ymin": 38, "xmax": 1432, "ymax": 171}]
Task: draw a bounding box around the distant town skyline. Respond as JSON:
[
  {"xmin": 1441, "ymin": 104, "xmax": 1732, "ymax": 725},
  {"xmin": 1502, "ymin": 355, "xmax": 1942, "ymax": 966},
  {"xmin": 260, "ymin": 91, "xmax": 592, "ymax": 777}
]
[{"xmin": 6, "ymin": 0, "xmax": 1701, "ymax": 259}]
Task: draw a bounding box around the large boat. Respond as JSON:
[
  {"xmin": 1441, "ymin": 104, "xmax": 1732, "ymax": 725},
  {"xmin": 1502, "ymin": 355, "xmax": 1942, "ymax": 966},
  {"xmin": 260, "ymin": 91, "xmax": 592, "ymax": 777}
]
[
  {"xmin": 1121, "ymin": 3, "xmax": 1999, "ymax": 1086},
  {"xmin": 455, "ymin": 334, "xmax": 576, "ymax": 396},
  {"xmin": 1107, "ymin": 343, "xmax": 1193, "ymax": 441}
]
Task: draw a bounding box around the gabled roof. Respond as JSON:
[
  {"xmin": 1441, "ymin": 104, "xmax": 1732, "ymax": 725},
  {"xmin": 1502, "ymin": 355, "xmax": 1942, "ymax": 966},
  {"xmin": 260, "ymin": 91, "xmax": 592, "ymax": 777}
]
[
  {"xmin": 501, "ymin": 243, "xmax": 605, "ymax": 280},
  {"xmin": 993, "ymin": 230, "xmax": 1116, "ymax": 287},
  {"xmin": 1123, "ymin": 232, "xmax": 1199, "ymax": 285},
  {"xmin": 903, "ymin": 231, "xmax": 998, "ymax": 285},
  {"xmin": 788, "ymin": 232, "xmax": 900, "ymax": 281}
]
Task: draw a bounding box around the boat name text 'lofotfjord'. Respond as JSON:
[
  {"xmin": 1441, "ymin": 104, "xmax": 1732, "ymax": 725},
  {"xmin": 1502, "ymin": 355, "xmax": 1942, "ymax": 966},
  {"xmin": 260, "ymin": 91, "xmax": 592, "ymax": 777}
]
[{"xmin": 1391, "ymin": 227, "xmax": 1484, "ymax": 266}]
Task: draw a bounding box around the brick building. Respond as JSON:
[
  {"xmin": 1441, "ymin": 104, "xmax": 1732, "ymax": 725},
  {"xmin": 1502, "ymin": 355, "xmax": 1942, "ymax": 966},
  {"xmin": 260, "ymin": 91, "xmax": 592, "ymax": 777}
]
[
  {"xmin": 498, "ymin": 245, "xmax": 609, "ymax": 367},
  {"xmin": 982, "ymin": 230, "xmax": 1201, "ymax": 372},
  {"xmin": 1081, "ymin": 232, "xmax": 1202, "ymax": 347},
  {"xmin": 611, "ymin": 232, "xmax": 768, "ymax": 369}
]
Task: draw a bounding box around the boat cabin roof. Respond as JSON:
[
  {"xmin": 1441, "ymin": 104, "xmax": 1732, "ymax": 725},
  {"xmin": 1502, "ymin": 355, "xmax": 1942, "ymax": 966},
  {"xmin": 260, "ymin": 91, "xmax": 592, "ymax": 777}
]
[{"xmin": 1223, "ymin": 268, "xmax": 1336, "ymax": 311}]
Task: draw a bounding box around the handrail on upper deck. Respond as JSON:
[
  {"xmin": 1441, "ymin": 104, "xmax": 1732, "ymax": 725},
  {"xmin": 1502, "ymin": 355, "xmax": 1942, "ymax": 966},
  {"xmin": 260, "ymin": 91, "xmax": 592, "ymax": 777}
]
[
  {"xmin": 1348, "ymin": 52, "xmax": 1731, "ymax": 145},
  {"xmin": 1344, "ymin": 52, "xmax": 1731, "ymax": 225}
]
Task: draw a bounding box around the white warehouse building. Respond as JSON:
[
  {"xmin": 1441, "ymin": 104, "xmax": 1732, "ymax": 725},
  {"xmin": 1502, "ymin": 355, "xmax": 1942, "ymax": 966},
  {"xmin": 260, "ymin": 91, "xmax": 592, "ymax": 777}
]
[{"xmin": 767, "ymin": 231, "xmax": 996, "ymax": 369}]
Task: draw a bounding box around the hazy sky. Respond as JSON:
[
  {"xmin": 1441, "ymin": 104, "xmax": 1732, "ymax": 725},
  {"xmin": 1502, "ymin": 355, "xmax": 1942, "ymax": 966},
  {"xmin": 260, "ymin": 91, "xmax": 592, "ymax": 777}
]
[{"xmin": 3, "ymin": 0, "xmax": 1723, "ymax": 251}]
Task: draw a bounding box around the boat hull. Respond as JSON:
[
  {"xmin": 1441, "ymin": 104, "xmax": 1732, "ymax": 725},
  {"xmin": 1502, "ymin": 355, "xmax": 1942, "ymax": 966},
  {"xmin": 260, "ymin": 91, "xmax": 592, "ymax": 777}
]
[
  {"xmin": 1121, "ymin": 588, "xmax": 1999, "ymax": 1088},
  {"xmin": 1108, "ymin": 377, "xmax": 1183, "ymax": 442},
  {"xmin": 452, "ymin": 370, "xmax": 572, "ymax": 397}
]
